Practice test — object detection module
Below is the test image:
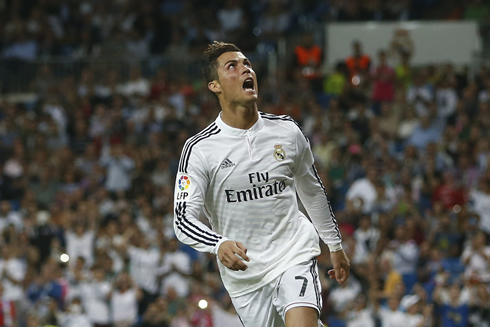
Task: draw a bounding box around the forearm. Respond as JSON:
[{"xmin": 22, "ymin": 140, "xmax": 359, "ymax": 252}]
[
  {"xmin": 174, "ymin": 202, "xmax": 227, "ymax": 254},
  {"xmin": 295, "ymin": 165, "xmax": 342, "ymax": 248}
]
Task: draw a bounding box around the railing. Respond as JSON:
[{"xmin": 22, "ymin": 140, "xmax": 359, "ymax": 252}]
[{"xmin": 0, "ymin": 53, "xmax": 270, "ymax": 95}]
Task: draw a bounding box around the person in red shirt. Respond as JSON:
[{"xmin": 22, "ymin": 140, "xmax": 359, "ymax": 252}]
[
  {"xmin": 371, "ymin": 50, "xmax": 396, "ymax": 103},
  {"xmin": 0, "ymin": 284, "xmax": 16, "ymax": 327},
  {"xmin": 432, "ymin": 172, "xmax": 466, "ymax": 210}
]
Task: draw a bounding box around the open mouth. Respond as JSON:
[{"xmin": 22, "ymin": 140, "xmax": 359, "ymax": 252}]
[{"xmin": 243, "ymin": 78, "xmax": 255, "ymax": 92}]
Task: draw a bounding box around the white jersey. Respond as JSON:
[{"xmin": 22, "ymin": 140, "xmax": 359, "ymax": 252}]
[{"xmin": 173, "ymin": 112, "xmax": 341, "ymax": 297}]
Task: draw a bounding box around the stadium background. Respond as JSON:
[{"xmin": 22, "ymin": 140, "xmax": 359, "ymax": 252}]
[{"xmin": 0, "ymin": 0, "xmax": 490, "ymax": 326}]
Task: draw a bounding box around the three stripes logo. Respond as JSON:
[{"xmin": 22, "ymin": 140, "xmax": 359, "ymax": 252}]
[{"xmin": 220, "ymin": 158, "xmax": 236, "ymax": 169}]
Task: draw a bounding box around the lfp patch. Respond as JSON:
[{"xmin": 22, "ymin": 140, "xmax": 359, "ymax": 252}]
[{"xmin": 178, "ymin": 175, "xmax": 191, "ymax": 191}]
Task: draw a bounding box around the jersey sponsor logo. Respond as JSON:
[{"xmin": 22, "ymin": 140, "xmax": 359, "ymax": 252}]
[
  {"xmin": 274, "ymin": 144, "xmax": 286, "ymax": 161},
  {"xmin": 220, "ymin": 158, "xmax": 236, "ymax": 169},
  {"xmin": 178, "ymin": 175, "xmax": 191, "ymax": 190},
  {"xmin": 225, "ymin": 179, "xmax": 287, "ymax": 202}
]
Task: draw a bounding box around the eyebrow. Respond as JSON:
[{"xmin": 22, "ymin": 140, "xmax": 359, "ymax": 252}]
[{"xmin": 223, "ymin": 58, "xmax": 250, "ymax": 66}]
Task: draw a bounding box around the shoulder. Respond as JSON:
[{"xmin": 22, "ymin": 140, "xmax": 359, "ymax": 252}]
[
  {"xmin": 183, "ymin": 121, "xmax": 221, "ymax": 148},
  {"xmin": 179, "ymin": 121, "xmax": 221, "ymax": 173},
  {"xmin": 259, "ymin": 112, "xmax": 308, "ymax": 141}
]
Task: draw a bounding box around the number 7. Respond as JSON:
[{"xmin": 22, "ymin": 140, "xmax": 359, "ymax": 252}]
[{"xmin": 295, "ymin": 276, "xmax": 308, "ymax": 297}]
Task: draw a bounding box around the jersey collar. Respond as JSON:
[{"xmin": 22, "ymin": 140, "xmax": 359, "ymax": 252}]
[{"xmin": 215, "ymin": 111, "xmax": 264, "ymax": 136}]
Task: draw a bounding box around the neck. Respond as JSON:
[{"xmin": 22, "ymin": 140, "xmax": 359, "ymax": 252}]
[{"xmin": 220, "ymin": 102, "xmax": 259, "ymax": 129}]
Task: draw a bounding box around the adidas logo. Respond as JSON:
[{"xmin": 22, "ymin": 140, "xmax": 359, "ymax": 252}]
[{"xmin": 220, "ymin": 158, "xmax": 236, "ymax": 169}]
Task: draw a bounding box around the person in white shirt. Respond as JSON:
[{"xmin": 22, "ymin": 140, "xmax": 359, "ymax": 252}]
[
  {"xmin": 436, "ymin": 79, "xmax": 457, "ymax": 121},
  {"xmin": 374, "ymin": 294, "xmax": 406, "ymax": 327},
  {"xmin": 461, "ymin": 231, "xmax": 490, "ymax": 281},
  {"xmin": 401, "ymin": 295, "xmax": 423, "ymax": 327},
  {"xmin": 125, "ymin": 236, "xmax": 161, "ymax": 315},
  {"xmin": 0, "ymin": 201, "xmax": 23, "ymax": 233},
  {"xmin": 110, "ymin": 272, "xmax": 142, "ymax": 327},
  {"xmin": 344, "ymin": 294, "xmax": 374, "ymax": 327},
  {"xmin": 173, "ymin": 41, "xmax": 349, "ymax": 327},
  {"xmin": 390, "ymin": 225, "xmax": 419, "ymax": 283},
  {"xmin": 328, "ymin": 277, "xmax": 362, "ymax": 314},
  {"xmin": 57, "ymin": 297, "xmax": 92, "ymax": 327},
  {"xmin": 99, "ymin": 145, "xmax": 135, "ymax": 192},
  {"xmin": 469, "ymin": 180, "xmax": 490, "ymax": 234},
  {"xmin": 66, "ymin": 222, "xmax": 95, "ymax": 267},
  {"xmin": 80, "ymin": 265, "xmax": 112, "ymax": 327},
  {"xmin": 346, "ymin": 167, "xmax": 378, "ymax": 214},
  {"xmin": 353, "ymin": 215, "xmax": 380, "ymax": 264},
  {"xmin": 159, "ymin": 237, "xmax": 192, "ymax": 297},
  {"xmin": 406, "ymin": 74, "xmax": 433, "ymax": 117},
  {"xmin": 0, "ymin": 245, "xmax": 25, "ymax": 302}
]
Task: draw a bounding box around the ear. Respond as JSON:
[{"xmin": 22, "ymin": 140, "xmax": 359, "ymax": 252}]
[{"xmin": 208, "ymin": 80, "xmax": 221, "ymax": 95}]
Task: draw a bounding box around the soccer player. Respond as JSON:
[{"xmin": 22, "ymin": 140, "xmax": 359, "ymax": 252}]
[{"xmin": 174, "ymin": 41, "xmax": 350, "ymax": 327}]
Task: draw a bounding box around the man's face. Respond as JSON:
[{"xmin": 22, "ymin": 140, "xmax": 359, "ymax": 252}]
[{"xmin": 210, "ymin": 51, "xmax": 258, "ymax": 105}]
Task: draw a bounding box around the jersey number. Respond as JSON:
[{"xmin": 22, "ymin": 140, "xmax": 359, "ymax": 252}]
[{"xmin": 295, "ymin": 276, "xmax": 308, "ymax": 297}]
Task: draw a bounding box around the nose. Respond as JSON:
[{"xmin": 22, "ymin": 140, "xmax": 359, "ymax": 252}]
[{"xmin": 242, "ymin": 64, "xmax": 251, "ymax": 75}]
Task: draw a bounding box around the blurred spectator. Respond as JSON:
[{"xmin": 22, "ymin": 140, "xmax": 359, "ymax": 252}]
[
  {"xmin": 0, "ymin": 283, "xmax": 16, "ymax": 327},
  {"xmin": 159, "ymin": 238, "xmax": 192, "ymax": 297},
  {"xmin": 345, "ymin": 41, "xmax": 371, "ymax": 87},
  {"xmin": 324, "ymin": 62, "xmax": 347, "ymax": 97},
  {"xmin": 353, "ymin": 215, "xmax": 380, "ymax": 263},
  {"xmin": 292, "ymin": 33, "xmax": 323, "ymax": 89},
  {"xmin": 436, "ymin": 77, "xmax": 458, "ymax": 122},
  {"xmin": 66, "ymin": 222, "xmax": 95, "ymax": 268},
  {"xmin": 99, "ymin": 145, "xmax": 135, "ymax": 192},
  {"xmin": 124, "ymin": 234, "xmax": 161, "ymax": 315},
  {"xmin": 372, "ymin": 294, "xmax": 406, "ymax": 327},
  {"xmin": 0, "ymin": 201, "xmax": 22, "ymax": 233},
  {"xmin": 257, "ymin": 2, "xmax": 291, "ymax": 41},
  {"xmin": 461, "ymin": 231, "xmax": 490, "ymax": 282},
  {"xmin": 407, "ymin": 73, "xmax": 433, "ymax": 116},
  {"xmin": 346, "ymin": 166, "xmax": 378, "ymax": 214},
  {"xmin": 217, "ymin": 0, "xmax": 244, "ymax": 34},
  {"xmin": 388, "ymin": 29, "xmax": 415, "ymax": 65},
  {"xmin": 328, "ymin": 277, "xmax": 362, "ymax": 315},
  {"xmin": 79, "ymin": 265, "xmax": 112, "ymax": 326},
  {"xmin": 469, "ymin": 179, "xmax": 490, "ymax": 234},
  {"xmin": 343, "ymin": 294, "xmax": 374, "ymax": 327},
  {"xmin": 26, "ymin": 263, "xmax": 63, "ymax": 307},
  {"xmin": 407, "ymin": 115, "xmax": 443, "ymax": 152},
  {"xmin": 57, "ymin": 297, "xmax": 92, "ymax": 327},
  {"xmin": 111, "ymin": 272, "xmax": 142, "ymax": 327},
  {"xmin": 117, "ymin": 67, "xmax": 151, "ymax": 98},
  {"xmin": 370, "ymin": 50, "xmax": 396, "ymax": 105},
  {"xmin": 433, "ymin": 282, "xmax": 470, "ymax": 327},
  {"xmin": 390, "ymin": 225, "xmax": 420, "ymax": 293},
  {"xmin": 0, "ymin": 244, "xmax": 25, "ymax": 306}
]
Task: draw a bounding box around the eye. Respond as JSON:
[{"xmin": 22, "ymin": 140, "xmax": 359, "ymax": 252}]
[
  {"xmin": 244, "ymin": 61, "xmax": 251, "ymax": 67},
  {"xmin": 228, "ymin": 63, "xmax": 235, "ymax": 69}
]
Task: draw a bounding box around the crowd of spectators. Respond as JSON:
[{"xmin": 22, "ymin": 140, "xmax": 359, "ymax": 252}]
[
  {"xmin": 0, "ymin": 31, "xmax": 490, "ymax": 326},
  {"xmin": 0, "ymin": 1, "xmax": 490, "ymax": 327},
  {"xmin": 0, "ymin": 0, "xmax": 489, "ymax": 61}
]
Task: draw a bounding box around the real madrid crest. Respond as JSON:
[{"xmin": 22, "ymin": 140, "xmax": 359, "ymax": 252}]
[{"xmin": 274, "ymin": 144, "xmax": 286, "ymax": 161}]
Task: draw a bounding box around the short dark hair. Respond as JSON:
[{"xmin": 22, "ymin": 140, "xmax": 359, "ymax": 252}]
[{"xmin": 203, "ymin": 41, "xmax": 241, "ymax": 84}]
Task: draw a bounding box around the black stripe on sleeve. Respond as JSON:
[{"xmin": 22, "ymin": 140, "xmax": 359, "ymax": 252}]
[
  {"xmin": 182, "ymin": 128, "xmax": 221, "ymax": 173},
  {"xmin": 178, "ymin": 123, "xmax": 218, "ymax": 173},
  {"xmin": 174, "ymin": 202, "xmax": 221, "ymax": 246},
  {"xmin": 259, "ymin": 112, "xmax": 308, "ymax": 141},
  {"xmin": 311, "ymin": 164, "xmax": 342, "ymax": 240}
]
